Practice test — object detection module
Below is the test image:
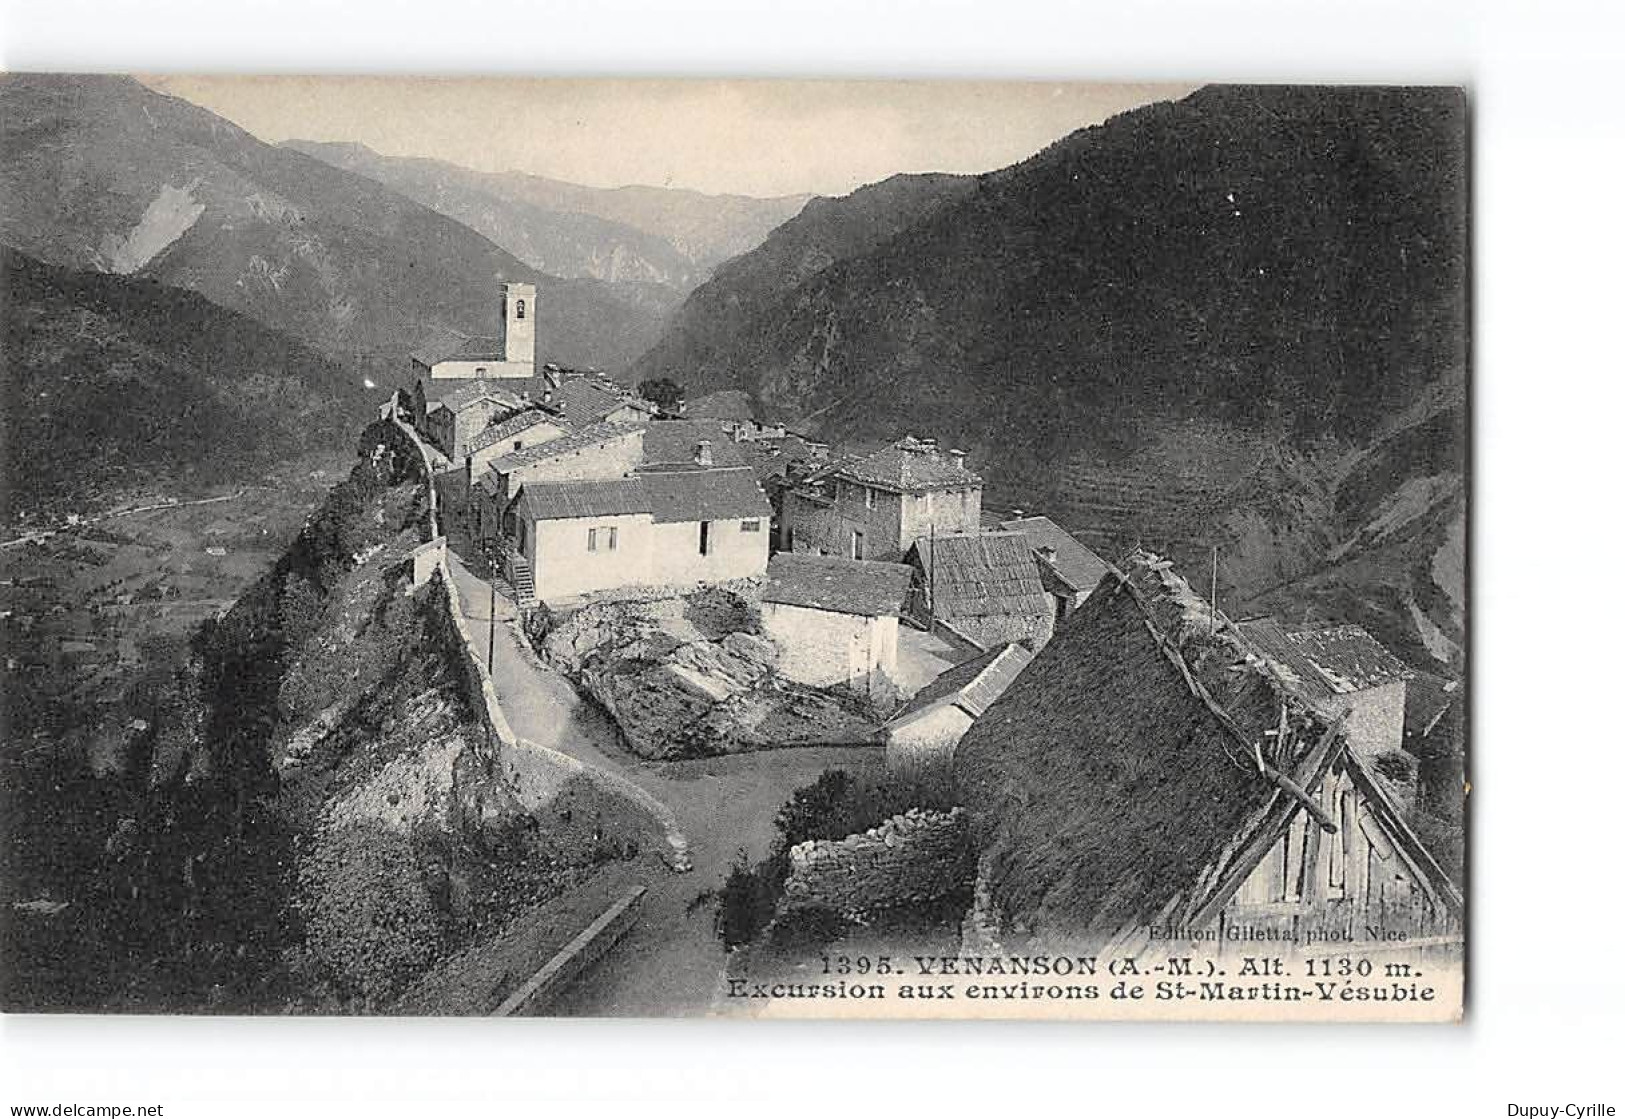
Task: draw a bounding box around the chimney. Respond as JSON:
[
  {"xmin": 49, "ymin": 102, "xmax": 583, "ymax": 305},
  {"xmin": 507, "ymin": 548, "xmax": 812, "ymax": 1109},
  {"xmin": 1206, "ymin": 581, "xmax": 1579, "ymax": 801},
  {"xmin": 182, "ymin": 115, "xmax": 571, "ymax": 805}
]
[
  {"xmin": 695, "ymin": 440, "xmax": 713, "ymax": 467},
  {"xmin": 948, "ymin": 448, "xmax": 966, "ymax": 469}
]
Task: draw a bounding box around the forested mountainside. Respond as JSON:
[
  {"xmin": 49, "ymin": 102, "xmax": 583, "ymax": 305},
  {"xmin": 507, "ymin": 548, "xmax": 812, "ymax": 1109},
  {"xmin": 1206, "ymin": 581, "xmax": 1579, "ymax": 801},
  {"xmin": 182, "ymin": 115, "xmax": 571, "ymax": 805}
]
[
  {"xmin": 283, "ymin": 141, "xmax": 807, "ymax": 294},
  {"xmin": 632, "ymin": 86, "xmax": 1467, "ymax": 667},
  {"xmin": 634, "ymin": 172, "xmax": 976, "ymax": 393},
  {"xmin": 1, "ymin": 247, "xmax": 373, "ymax": 521},
  {"xmin": 0, "ymin": 74, "xmax": 674, "ymax": 374}
]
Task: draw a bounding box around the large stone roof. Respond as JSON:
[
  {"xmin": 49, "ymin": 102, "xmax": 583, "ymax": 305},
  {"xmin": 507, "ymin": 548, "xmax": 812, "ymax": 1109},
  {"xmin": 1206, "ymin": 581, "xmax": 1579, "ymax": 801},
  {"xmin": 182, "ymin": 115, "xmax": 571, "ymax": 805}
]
[
  {"xmin": 490, "ymin": 421, "xmax": 644, "ymax": 473},
  {"xmin": 832, "ymin": 435, "xmax": 981, "ymax": 494},
  {"xmin": 513, "ymin": 479, "xmax": 650, "ymax": 522},
  {"xmin": 554, "ymin": 376, "xmax": 657, "ymax": 427},
  {"xmin": 999, "ymin": 514, "xmax": 1110, "ymax": 597},
  {"xmin": 762, "ymin": 553, "xmax": 914, "ymax": 618},
  {"xmin": 1233, "ymin": 618, "xmax": 1410, "ymax": 699},
  {"xmin": 411, "ymin": 328, "xmax": 505, "ymax": 367},
  {"xmin": 465, "ymin": 408, "xmax": 570, "ymax": 455},
  {"xmin": 640, "ymin": 467, "xmax": 770, "ymax": 524},
  {"xmin": 511, "ymin": 466, "xmax": 769, "ymax": 526},
  {"xmin": 637, "ymin": 419, "xmax": 747, "ymax": 471}
]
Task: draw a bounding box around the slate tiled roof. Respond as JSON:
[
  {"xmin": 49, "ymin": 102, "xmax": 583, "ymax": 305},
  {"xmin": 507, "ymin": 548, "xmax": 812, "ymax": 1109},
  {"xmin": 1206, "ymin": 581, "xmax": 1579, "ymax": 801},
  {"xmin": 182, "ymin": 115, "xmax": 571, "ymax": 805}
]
[
  {"xmin": 889, "ymin": 642, "xmax": 1034, "ymax": 725},
  {"xmin": 834, "ymin": 435, "xmax": 981, "ymax": 494},
  {"xmin": 490, "ymin": 421, "xmax": 644, "ymax": 473},
  {"xmin": 411, "ymin": 328, "xmax": 505, "ymax": 367},
  {"xmin": 999, "ymin": 515, "xmax": 1110, "ymax": 597},
  {"xmin": 1235, "ymin": 618, "xmax": 1411, "ymax": 699},
  {"xmin": 638, "ymin": 419, "xmax": 747, "ymax": 470},
  {"xmin": 508, "ymin": 467, "xmax": 770, "ymax": 526},
  {"xmin": 642, "ymin": 467, "xmax": 770, "ymax": 524},
  {"xmin": 762, "ymin": 553, "xmax": 914, "ymax": 618},
  {"xmin": 555, "ymin": 376, "xmax": 657, "ymax": 426},
  {"xmin": 427, "ymin": 380, "xmax": 526, "ymax": 414},
  {"xmin": 908, "ymin": 531, "xmax": 1052, "ymax": 647},
  {"xmin": 1404, "ymin": 670, "xmax": 1462, "ymax": 737},
  {"xmin": 512, "ymin": 479, "xmax": 651, "ymax": 522},
  {"xmin": 465, "ymin": 409, "xmax": 570, "ymax": 455}
]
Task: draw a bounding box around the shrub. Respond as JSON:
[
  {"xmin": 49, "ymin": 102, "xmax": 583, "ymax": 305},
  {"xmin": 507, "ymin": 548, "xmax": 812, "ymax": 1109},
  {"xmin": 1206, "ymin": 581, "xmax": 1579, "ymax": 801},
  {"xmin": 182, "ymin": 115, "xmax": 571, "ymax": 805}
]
[{"xmin": 706, "ymin": 767, "xmax": 934, "ymax": 950}]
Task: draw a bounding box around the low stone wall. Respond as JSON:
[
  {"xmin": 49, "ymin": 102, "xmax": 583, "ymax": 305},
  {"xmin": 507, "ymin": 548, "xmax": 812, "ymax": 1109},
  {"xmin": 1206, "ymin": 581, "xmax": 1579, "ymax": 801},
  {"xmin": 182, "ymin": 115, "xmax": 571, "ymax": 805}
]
[
  {"xmin": 780, "ymin": 807, "xmax": 973, "ymax": 920},
  {"xmin": 388, "ymin": 404, "xmax": 440, "ymax": 543},
  {"xmin": 493, "ymin": 886, "xmax": 646, "ymax": 1016}
]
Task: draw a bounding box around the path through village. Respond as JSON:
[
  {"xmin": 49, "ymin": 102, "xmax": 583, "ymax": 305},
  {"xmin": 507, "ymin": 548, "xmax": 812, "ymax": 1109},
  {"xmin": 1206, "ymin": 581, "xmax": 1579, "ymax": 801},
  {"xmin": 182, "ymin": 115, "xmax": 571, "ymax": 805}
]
[{"xmin": 445, "ymin": 553, "xmax": 888, "ymax": 1016}]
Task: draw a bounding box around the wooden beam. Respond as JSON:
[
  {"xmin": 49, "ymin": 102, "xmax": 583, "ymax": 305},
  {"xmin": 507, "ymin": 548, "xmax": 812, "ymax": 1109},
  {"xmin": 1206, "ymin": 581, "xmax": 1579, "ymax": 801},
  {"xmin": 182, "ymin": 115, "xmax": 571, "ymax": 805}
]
[{"xmin": 1186, "ymin": 715, "xmax": 1349, "ymax": 929}]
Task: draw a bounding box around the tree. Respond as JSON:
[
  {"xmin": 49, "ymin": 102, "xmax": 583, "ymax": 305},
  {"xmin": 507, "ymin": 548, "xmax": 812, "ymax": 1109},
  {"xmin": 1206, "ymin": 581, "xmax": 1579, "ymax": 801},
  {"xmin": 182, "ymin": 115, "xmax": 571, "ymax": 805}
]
[{"xmin": 637, "ymin": 378, "xmax": 686, "ymax": 412}]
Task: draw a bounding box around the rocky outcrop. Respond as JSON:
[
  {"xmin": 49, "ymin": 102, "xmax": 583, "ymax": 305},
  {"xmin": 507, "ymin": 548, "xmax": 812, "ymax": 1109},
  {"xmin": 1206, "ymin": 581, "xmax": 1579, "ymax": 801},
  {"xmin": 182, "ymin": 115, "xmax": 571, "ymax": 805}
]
[{"xmin": 535, "ymin": 589, "xmax": 880, "ymax": 760}]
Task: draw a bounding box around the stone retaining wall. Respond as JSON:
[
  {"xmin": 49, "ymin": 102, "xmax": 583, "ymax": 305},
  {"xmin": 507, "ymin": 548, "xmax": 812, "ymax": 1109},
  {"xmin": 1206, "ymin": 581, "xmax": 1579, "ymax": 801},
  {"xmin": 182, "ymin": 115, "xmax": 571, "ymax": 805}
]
[
  {"xmin": 392, "ymin": 409, "xmax": 689, "ymax": 870},
  {"xmin": 493, "ymin": 886, "xmax": 646, "ymax": 1016},
  {"xmin": 780, "ymin": 807, "xmax": 973, "ymax": 919}
]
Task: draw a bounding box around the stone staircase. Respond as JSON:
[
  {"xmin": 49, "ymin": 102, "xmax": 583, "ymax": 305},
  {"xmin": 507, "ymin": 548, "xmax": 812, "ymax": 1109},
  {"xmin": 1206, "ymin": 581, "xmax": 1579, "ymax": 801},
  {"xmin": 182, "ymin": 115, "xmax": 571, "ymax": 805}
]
[{"xmin": 504, "ymin": 552, "xmax": 535, "ymax": 604}]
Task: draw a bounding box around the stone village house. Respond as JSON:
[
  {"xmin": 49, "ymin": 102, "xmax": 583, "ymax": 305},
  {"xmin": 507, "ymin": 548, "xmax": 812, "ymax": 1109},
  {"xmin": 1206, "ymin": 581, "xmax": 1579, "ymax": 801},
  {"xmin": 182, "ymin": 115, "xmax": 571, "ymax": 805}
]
[
  {"xmin": 780, "ymin": 435, "xmax": 982, "ymax": 561},
  {"xmin": 759, "ymin": 553, "xmax": 915, "ymax": 707},
  {"xmin": 1233, "ymin": 618, "xmax": 1413, "ymax": 789},
  {"xmin": 953, "ymin": 549, "xmax": 1463, "ymax": 951}
]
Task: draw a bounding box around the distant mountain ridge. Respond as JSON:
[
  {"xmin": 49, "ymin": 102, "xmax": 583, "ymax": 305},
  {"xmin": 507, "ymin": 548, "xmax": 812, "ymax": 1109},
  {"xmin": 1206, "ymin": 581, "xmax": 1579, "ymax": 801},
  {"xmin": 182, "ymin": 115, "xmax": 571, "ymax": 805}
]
[
  {"xmin": 632, "ymin": 85, "xmax": 1467, "ymax": 666},
  {"xmin": 282, "ymin": 140, "xmax": 810, "ymax": 292},
  {"xmin": 0, "ymin": 74, "xmax": 675, "ymax": 374}
]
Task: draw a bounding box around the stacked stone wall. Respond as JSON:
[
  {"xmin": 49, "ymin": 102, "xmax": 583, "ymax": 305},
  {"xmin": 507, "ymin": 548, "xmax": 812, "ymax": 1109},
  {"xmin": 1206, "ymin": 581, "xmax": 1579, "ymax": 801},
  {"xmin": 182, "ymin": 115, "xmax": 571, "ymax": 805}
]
[{"xmin": 780, "ymin": 807, "xmax": 973, "ymax": 919}]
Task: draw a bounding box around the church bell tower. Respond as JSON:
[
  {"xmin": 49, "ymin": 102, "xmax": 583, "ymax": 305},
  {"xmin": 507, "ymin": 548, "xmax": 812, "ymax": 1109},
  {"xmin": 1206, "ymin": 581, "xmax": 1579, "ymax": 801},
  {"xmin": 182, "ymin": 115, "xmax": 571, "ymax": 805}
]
[{"xmin": 502, "ymin": 281, "xmax": 536, "ymax": 368}]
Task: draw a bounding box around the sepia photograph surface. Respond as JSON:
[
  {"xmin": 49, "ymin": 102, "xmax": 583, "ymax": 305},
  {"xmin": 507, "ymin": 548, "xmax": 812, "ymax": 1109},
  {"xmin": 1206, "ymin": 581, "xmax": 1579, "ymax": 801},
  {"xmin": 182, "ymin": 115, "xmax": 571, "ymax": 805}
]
[{"xmin": 0, "ymin": 75, "xmax": 1467, "ymax": 1021}]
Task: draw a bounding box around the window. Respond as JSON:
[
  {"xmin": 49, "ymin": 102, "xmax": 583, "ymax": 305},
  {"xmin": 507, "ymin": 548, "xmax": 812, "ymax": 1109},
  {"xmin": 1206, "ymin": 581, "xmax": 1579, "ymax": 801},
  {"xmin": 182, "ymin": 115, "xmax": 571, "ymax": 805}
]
[
  {"xmin": 741, "ymin": 519, "xmax": 761, "ymax": 533},
  {"xmin": 587, "ymin": 528, "xmax": 598, "ymax": 552},
  {"xmin": 513, "ymin": 440, "xmax": 523, "ymax": 452},
  {"xmin": 864, "ymin": 486, "xmax": 875, "ymax": 510},
  {"xmin": 516, "ymin": 299, "xmax": 526, "ymax": 320},
  {"xmin": 475, "ymin": 366, "xmax": 487, "ymax": 376},
  {"xmin": 698, "ymin": 521, "xmax": 712, "ymax": 556},
  {"xmin": 851, "ymin": 529, "xmax": 864, "ymax": 559},
  {"xmin": 606, "ymin": 526, "xmax": 618, "ymax": 551}
]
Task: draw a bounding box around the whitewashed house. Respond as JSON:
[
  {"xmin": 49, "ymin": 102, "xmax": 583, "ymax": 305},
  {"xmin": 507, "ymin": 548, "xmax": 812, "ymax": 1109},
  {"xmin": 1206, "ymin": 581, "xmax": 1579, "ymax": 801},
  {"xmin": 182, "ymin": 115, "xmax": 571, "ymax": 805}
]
[
  {"xmin": 507, "ymin": 470, "xmax": 770, "ymax": 603},
  {"xmin": 496, "ymin": 420, "xmax": 771, "ymax": 605},
  {"xmin": 760, "ymin": 553, "xmax": 915, "ymax": 707}
]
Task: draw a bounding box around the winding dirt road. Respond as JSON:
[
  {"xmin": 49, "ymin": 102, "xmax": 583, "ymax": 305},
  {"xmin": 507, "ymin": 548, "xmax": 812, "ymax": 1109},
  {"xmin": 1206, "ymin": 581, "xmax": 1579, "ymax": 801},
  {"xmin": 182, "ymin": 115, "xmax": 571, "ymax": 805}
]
[{"xmin": 445, "ymin": 553, "xmax": 883, "ymax": 1016}]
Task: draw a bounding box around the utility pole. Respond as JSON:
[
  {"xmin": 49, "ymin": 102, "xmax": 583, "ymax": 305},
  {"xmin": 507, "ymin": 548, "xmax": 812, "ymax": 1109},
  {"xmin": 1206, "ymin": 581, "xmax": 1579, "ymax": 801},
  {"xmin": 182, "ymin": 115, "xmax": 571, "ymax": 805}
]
[
  {"xmin": 487, "ymin": 548, "xmax": 498, "ymax": 671},
  {"xmin": 928, "ymin": 521, "xmax": 937, "ymax": 627},
  {"xmin": 1210, "ymin": 545, "xmax": 1219, "ymax": 636}
]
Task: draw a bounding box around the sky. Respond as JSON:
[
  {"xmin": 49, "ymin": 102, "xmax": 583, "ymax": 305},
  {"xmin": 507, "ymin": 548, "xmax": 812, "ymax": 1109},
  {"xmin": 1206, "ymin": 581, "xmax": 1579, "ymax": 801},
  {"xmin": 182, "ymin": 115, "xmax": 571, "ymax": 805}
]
[{"xmin": 139, "ymin": 76, "xmax": 1196, "ymax": 198}]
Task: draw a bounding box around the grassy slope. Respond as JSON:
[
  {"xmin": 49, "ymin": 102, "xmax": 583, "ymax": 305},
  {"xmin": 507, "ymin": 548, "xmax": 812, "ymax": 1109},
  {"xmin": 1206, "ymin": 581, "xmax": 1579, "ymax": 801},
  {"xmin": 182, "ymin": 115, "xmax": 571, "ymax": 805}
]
[{"xmin": 1, "ymin": 246, "xmax": 373, "ymax": 522}]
